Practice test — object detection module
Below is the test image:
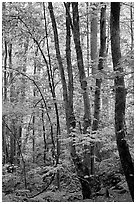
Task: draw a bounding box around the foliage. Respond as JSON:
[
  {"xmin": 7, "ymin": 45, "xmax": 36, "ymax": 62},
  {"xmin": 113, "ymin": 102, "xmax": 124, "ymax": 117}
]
[{"xmin": 2, "ymin": 2, "xmax": 134, "ymax": 202}]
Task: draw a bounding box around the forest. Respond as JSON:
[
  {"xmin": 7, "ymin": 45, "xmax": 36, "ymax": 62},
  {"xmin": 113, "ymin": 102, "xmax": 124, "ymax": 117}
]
[{"xmin": 2, "ymin": 2, "xmax": 134, "ymax": 202}]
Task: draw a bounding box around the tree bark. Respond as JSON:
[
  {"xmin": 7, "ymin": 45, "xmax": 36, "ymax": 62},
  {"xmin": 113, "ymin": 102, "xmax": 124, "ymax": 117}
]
[
  {"xmin": 50, "ymin": 3, "xmax": 92, "ymax": 199},
  {"xmin": 72, "ymin": 3, "xmax": 91, "ymax": 133},
  {"xmin": 48, "ymin": 2, "xmax": 72, "ymax": 191},
  {"xmin": 3, "ymin": 39, "xmax": 9, "ymax": 164},
  {"xmin": 130, "ymin": 3, "xmax": 134, "ymax": 51},
  {"xmin": 86, "ymin": 2, "xmax": 90, "ymax": 76},
  {"xmin": 71, "ymin": 3, "xmax": 92, "ymax": 199},
  {"xmin": 65, "ymin": 2, "xmax": 76, "ymax": 139},
  {"xmin": 110, "ymin": 2, "xmax": 134, "ymax": 201},
  {"xmin": 90, "ymin": 3, "xmax": 98, "ymax": 74},
  {"xmin": 9, "ymin": 43, "xmax": 16, "ymax": 164},
  {"xmin": 43, "ymin": 2, "xmax": 61, "ymax": 171},
  {"xmin": 91, "ymin": 4, "xmax": 106, "ymax": 175}
]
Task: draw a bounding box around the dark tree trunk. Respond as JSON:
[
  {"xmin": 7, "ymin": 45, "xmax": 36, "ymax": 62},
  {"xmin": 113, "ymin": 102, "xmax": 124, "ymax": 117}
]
[
  {"xmin": 2, "ymin": 120, "xmax": 9, "ymax": 164},
  {"xmin": 90, "ymin": 3, "xmax": 98, "ymax": 75},
  {"xmin": 41, "ymin": 102, "xmax": 47, "ymax": 163},
  {"xmin": 65, "ymin": 7, "xmax": 91, "ymax": 198},
  {"xmin": 110, "ymin": 2, "xmax": 134, "ymax": 201},
  {"xmin": 91, "ymin": 5, "xmax": 106, "ymax": 174},
  {"xmin": 3, "ymin": 40, "xmax": 8, "ymax": 101},
  {"xmin": 48, "ymin": 2, "xmax": 71, "ymax": 191},
  {"xmin": 43, "ymin": 1, "xmax": 61, "ymax": 167},
  {"xmin": 130, "ymin": 3, "xmax": 134, "ymax": 51},
  {"xmin": 92, "ymin": 4, "xmax": 106, "ymax": 131},
  {"xmin": 3, "ymin": 38, "xmax": 9, "ymax": 164},
  {"xmin": 9, "ymin": 43, "xmax": 16, "ymax": 164},
  {"xmin": 65, "ymin": 2, "xmax": 76, "ymax": 137},
  {"xmin": 71, "ymin": 3, "xmax": 92, "ymax": 199},
  {"xmin": 72, "ymin": 3, "xmax": 91, "ymax": 132},
  {"xmin": 86, "ymin": 2, "xmax": 90, "ymax": 76},
  {"xmin": 50, "ymin": 3, "xmax": 92, "ymax": 199}
]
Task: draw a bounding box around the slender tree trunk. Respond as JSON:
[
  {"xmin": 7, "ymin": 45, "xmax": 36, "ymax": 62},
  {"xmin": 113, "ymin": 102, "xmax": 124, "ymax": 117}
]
[
  {"xmin": 3, "ymin": 40, "xmax": 8, "ymax": 101},
  {"xmin": 43, "ymin": 3, "xmax": 61, "ymax": 190},
  {"xmin": 110, "ymin": 3, "xmax": 134, "ymax": 201},
  {"xmin": 2, "ymin": 3, "xmax": 9, "ymax": 164},
  {"xmin": 32, "ymin": 47, "xmax": 38, "ymax": 163},
  {"xmin": 130, "ymin": 3, "xmax": 134, "ymax": 51},
  {"xmin": 86, "ymin": 2, "xmax": 90, "ymax": 76},
  {"xmin": 48, "ymin": 2, "xmax": 74, "ymax": 160},
  {"xmin": 9, "ymin": 43, "xmax": 16, "ymax": 164},
  {"xmin": 63, "ymin": 3, "xmax": 93, "ymax": 199},
  {"xmin": 90, "ymin": 3, "xmax": 98, "ymax": 74},
  {"xmin": 92, "ymin": 4, "xmax": 106, "ymax": 131},
  {"xmin": 17, "ymin": 40, "xmax": 29, "ymax": 165},
  {"xmin": 91, "ymin": 4, "xmax": 106, "ymax": 175},
  {"xmin": 65, "ymin": 5, "xmax": 81, "ymax": 179},
  {"xmin": 72, "ymin": 3, "xmax": 92, "ymax": 199},
  {"xmin": 65, "ymin": 2, "xmax": 76, "ymax": 133},
  {"xmin": 41, "ymin": 102, "xmax": 47, "ymax": 164},
  {"xmin": 90, "ymin": 3, "xmax": 98, "ymax": 175},
  {"xmin": 72, "ymin": 3, "xmax": 91, "ymax": 133},
  {"xmin": 48, "ymin": 3, "xmax": 69, "ymax": 112},
  {"xmin": 3, "ymin": 39, "xmax": 9, "ymax": 164},
  {"xmin": 2, "ymin": 120, "xmax": 9, "ymax": 164}
]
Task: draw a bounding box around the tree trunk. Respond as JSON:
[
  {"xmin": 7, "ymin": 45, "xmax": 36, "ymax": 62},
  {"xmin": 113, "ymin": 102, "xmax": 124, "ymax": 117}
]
[
  {"xmin": 72, "ymin": 3, "xmax": 91, "ymax": 133},
  {"xmin": 50, "ymin": 3, "xmax": 92, "ymax": 199},
  {"xmin": 9, "ymin": 43, "xmax": 16, "ymax": 164},
  {"xmin": 110, "ymin": 2, "xmax": 134, "ymax": 201},
  {"xmin": 130, "ymin": 3, "xmax": 134, "ymax": 51},
  {"xmin": 65, "ymin": 2, "xmax": 76, "ymax": 136},
  {"xmin": 48, "ymin": 2, "xmax": 71, "ymax": 191},
  {"xmin": 86, "ymin": 2, "xmax": 90, "ymax": 76},
  {"xmin": 91, "ymin": 5, "xmax": 106, "ymax": 174},
  {"xmin": 90, "ymin": 3, "xmax": 98, "ymax": 175},
  {"xmin": 43, "ymin": 3, "xmax": 61, "ymax": 189},
  {"xmin": 71, "ymin": 3, "xmax": 92, "ymax": 198},
  {"xmin": 90, "ymin": 3, "xmax": 98, "ymax": 74},
  {"xmin": 3, "ymin": 38, "xmax": 9, "ymax": 164}
]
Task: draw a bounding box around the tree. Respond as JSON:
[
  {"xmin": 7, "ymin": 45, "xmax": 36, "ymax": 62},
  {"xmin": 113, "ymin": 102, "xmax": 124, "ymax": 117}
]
[
  {"xmin": 110, "ymin": 2, "xmax": 134, "ymax": 201},
  {"xmin": 2, "ymin": 2, "xmax": 134, "ymax": 202},
  {"xmin": 91, "ymin": 4, "xmax": 106, "ymax": 174}
]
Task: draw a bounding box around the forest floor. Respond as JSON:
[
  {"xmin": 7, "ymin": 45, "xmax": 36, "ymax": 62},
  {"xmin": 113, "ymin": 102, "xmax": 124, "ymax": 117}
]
[
  {"xmin": 2, "ymin": 187, "xmax": 132, "ymax": 202},
  {"xmin": 2, "ymin": 164, "xmax": 133, "ymax": 202}
]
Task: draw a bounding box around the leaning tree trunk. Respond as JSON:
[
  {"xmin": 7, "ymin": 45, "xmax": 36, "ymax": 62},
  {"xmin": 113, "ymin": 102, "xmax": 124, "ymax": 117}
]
[
  {"xmin": 110, "ymin": 2, "xmax": 134, "ymax": 201},
  {"xmin": 50, "ymin": 2, "xmax": 92, "ymax": 199}
]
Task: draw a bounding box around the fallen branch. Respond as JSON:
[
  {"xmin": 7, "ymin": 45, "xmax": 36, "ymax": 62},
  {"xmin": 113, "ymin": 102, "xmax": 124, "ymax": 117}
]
[{"xmin": 27, "ymin": 173, "xmax": 55, "ymax": 198}]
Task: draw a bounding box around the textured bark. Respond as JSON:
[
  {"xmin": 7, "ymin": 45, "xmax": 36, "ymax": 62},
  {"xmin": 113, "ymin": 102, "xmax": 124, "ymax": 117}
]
[
  {"xmin": 72, "ymin": 3, "xmax": 91, "ymax": 133},
  {"xmin": 91, "ymin": 5, "xmax": 106, "ymax": 175},
  {"xmin": 3, "ymin": 39, "xmax": 8, "ymax": 163},
  {"xmin": 9, "ymin": 43, "xmax": 16, "ymax": 164},
  {"xmin": 65, "ymin": 2, "xmax": 76, "ymax": 140},
  {"xmin": 50, "ymin": 3, "xmax": 92, "ymax": 199},
  {"xmin": 92, "ymin": 5, "xmax": 106, "ymax": 131},
  {"xmin": 3, "ymin": 40, "xmax": 8, "ymax": 101},
  {"xmin": 48, "ymin": 3, "xmax": 69, "ymax": 124},
  {"xmin": 90, "ymin": 3, "xmax": 98, "ymax": 74},
  {"xmin": 110, "ymin": 3, "xmax": 134, "ymax": 201},
  {"xmin": 43, "ymin": 3, "xmax": 61, "ymax": 189},
  {"xmin": 130, "ymin": 3, "xmax": 134, "ymax": 51},
  {"xmin": 71, "ymin": 3, "xmax": 92, "ymax": 198},
  {"xmin": 86, "ymin": 2, "xmax": 90, "ymax": 76},
  {"xmin": 2, "ymin": 119, "xmax": 9, "ymax": 164},
  {"xmin": 90, "ymin": 3, "xmax": 98, "ymax": 175}
]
